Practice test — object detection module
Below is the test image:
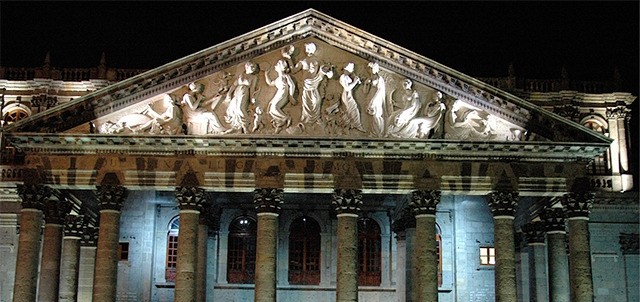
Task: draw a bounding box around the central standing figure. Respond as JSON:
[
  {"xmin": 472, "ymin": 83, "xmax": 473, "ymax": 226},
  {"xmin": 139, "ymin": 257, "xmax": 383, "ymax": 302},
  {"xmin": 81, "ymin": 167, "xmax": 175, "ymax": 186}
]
[
  {"xmin": 265, "ymin": 59, "xmax": 296, "ymax": 134},
  {"xmin": 224, "ymin": 61, "xmax": 259, "ymax": 133},
  {"xmin": 339, "ymin": 62, "xmax": 366, "ymax": 132}
]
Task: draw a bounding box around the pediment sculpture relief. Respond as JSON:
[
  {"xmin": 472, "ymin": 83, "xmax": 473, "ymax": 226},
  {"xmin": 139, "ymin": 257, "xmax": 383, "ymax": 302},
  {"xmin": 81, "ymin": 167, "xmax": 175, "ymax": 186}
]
[{"xmin": 97, "ymin": 40, "xmax": 526, "ymax": 141}]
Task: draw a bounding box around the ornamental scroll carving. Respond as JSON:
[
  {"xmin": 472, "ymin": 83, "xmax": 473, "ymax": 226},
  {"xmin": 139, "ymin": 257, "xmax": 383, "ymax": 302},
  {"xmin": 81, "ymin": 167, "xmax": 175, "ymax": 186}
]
[{"xmin": 98, "ymin": 40, "xmax": 526, "ymax": 141}]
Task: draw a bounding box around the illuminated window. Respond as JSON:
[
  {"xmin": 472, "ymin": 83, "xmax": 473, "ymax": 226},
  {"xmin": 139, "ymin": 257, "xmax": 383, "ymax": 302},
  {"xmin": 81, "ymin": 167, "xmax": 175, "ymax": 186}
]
[
  {"xmin": 118, "ymin": 242, "xmax": 129, "ymax": 261},
  {"xmin": 289, "ymin": 216, "xmax": 321, "ymax": 285},
  {"xmin": 358, "ymin": 217, "xmax": 381, "ymax": 286},
  {"xmin": 583, "ymin": 119, "xmax": 610, "ymax": 175},
  {"xmin": 165, "ymin": 217, "xmax": 179, "ymax": 282},
  {"xmin": 3, "ymin": 107, "xmax": 29, "ymax": 125},
  {"xmin": 227, "ymin": 216, "xmax": 256, "ymax": 284},
  {"xmin": 480, "ymin": 246, "xmax": 496, "ymax": 265}
]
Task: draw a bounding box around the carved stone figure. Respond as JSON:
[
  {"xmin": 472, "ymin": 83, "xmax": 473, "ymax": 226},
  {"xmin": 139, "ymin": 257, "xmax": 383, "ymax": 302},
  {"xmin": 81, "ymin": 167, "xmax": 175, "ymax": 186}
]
[
  {"xmin": 224, "ymin": 62, "xmax": 259, "ymax": 134},
  {"xmin": 366, "ymin": 62, "xmax": 386, "ymax": 137},
  {"xmin": 181, "ymin": 82, "xmax": 228, "ymax": 134},
  {"xmin": 136, "ymin": 94, "xmax": 184, "ymax": 135},
  {"xmin": 387, "ymin": 79, "xmax": 421, "ymax": 136},
  {"xmin": 265, "ymin": 59, "xmax": 296, "ymax": 134},
  {"xmin": 292, "ymin": 42, "xmax": 332, "ymax": 126},
  {"xmin": 336, "ymin": 62, "xmax": 365, "ymax": 132},
  {"xmin": 387, "ymin": 89, "xmax": 446, "ymax": 139},
  {"xmin": 444, "ymin": 100, "xmax": 494, "ymax": 140}
]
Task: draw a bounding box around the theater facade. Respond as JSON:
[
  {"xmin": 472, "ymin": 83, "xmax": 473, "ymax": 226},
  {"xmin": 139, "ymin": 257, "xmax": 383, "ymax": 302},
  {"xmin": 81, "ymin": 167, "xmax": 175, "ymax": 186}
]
[{"xmin": 0, "ymin": 9, "xmax": 637, "ymax": 302}]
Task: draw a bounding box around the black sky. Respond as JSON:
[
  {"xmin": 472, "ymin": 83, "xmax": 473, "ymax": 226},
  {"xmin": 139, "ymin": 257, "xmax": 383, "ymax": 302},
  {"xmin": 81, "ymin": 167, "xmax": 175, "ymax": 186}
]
[{"xmin": 1, "ymin": 1, "xmax": 639, "ymax": 179}]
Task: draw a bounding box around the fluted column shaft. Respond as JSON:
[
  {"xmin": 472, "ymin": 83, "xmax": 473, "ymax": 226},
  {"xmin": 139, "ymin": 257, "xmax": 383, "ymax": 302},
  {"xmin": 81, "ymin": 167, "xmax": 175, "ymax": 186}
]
[
  {"xmin": 409, "ymin": 190, "xmax": 440, "ymax": 302},
  {"xmin": 542, "ymin": 208, "xmax": 570, "ymax": 302},
  {"xmin": 333, "ymin": 189, "xmax": 362, "ymax": 302},
  {"xmin": 13, "ymin": 184, "xmax": 49, "ymax": 302},
  {"xmin": 561, "ymin": 192, "xmax": 594, "ymax": 302},
  {"xmin": 92, "ymin": 184, "xmax": 127, "ymax": 302},
  {"xmin": 254, "ymin": 188, "xmax": 282, "ymax": 302},
  {"xmin": 174, "ymin": 186, "xmax": 205, "ymax": 302},
  {"xmin": 487, "ymin": 191, "xmax": 518, "ymax": 302}
]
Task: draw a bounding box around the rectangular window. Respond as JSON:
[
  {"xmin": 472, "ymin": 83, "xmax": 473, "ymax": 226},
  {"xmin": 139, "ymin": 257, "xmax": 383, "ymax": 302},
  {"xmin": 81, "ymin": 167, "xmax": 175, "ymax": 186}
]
[
  {"xmin": 479, "ymin": 246, "xmax": 495, "ymax": 265},
  {"xmin": 118, "ymin": 242, "xmax": 129, "ymax": 261},
  {"xmin": 166, "ymin": 235, "xmax": 178, "ymax": 282}
]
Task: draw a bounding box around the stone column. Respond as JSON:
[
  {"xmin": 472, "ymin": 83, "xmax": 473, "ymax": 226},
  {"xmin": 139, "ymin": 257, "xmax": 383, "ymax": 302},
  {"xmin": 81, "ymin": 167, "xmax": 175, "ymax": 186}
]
[
  {"xmin": 59, "ymin": 215, "xmax": 85, "ymax": 302},
  {"xmin": 13, "ymin": 184, "xmax": 50, "ymax": 302},
  {"xmin": 487, "ymin": 191, "xmax": 518, "ymax": 302},
  {"xmin": 619, "ymin": 233, "xmax": 639, "ymax": 302},
  {"xmin": 92, "ymin": 183, "xmax": 127, "ymax": 302},
  {"xmin": 408, "ymin": 190, "xmax": 441, "ymax": 302},
  {"xmin": 522, "ymin": 221, "xmax": 548, "ymax": 302},
  {"xmin": 174, "ymin": 185, "xmax": 205, "ymax": 302},
  {"xmin": 38, "ymin": 198, "xmax": 72, "ymax": 302},
  {"xmin": 541, "ymin": 207, "xmax": 570, "ymax": 302},
  {"xmin": 253, "ymin": 188, "xmax": 283, "ymax": 302},
  {"xmin": 196, "ymin": 203, "xmax": 216, "ymax": 302},
  {"xmin": 561, "ymin": 192, "xmax": 594, "ymax": 302},
  {"xmin": 332, "ymin": 189, "xmax": 363, "ymax": 302}
]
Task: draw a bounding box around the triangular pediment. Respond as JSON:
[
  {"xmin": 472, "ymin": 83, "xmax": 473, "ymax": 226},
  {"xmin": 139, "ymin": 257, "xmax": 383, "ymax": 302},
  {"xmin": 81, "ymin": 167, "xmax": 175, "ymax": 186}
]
[{"xmin": 4, "ymin": 9, "xmax": 610, "ymax": 160}]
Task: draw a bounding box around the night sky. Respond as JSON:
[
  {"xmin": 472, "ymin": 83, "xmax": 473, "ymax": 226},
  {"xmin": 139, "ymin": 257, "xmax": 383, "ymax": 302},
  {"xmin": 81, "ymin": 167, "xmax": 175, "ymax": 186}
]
[{"xmin": 1, "ymin": 1, "xmax": 638, "ymax": 181}]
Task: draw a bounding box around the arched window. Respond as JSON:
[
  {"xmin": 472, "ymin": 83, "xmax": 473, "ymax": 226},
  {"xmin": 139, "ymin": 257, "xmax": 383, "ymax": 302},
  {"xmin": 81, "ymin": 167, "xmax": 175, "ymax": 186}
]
[
  {"xmin": 289, "ymin": 216, "xmax": 321, "ymax": 285},
  {"xmin": 436, "ymin": 233, "xmax": 442, "ymax": 287},
  {"xmin": 2, "ymin": 106, "xmax": 30, "ymax": 125},
  {"xmin": 165, "ymin": 216, "xmax": 180, "ymax": 282},
  {"xmin": 227, "ymin": 216, "xmax": 256, "ymax": 284},
  {"xmin": 358, "ymin": 217, "xmax": 381, "ymax": 286}
]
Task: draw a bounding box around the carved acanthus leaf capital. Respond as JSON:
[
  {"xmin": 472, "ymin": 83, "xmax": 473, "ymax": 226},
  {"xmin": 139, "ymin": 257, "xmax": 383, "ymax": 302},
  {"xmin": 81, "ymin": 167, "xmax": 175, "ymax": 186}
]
[
  {"xmin": 521, "ymin": 221, "xmax": 546, "ymax": 244},
  {"xmin": 43, "ymin": 198, "xmax": 72, "ymax": 225},
  {"xmin": 561, "ymin": 192, "xmax": 594, "ymax": 219},
  {"xmin": 409, "ymin": 190, "xmax": 441, "ymax": 216},
  {"xmin": 17, "ymin": 184, "xmax": 51, "ymax": 210},
  {"xmin": 619, "ymin": 233, "xmax": 639, "ymax": 255},
  {"xmin": 175, "ymin": 186, "xmax": 205, "ymax": 212},
  {"xmin": 540, "ymin": 207, "xmax": 566, "ymax": 233},
  {"xmin": 80, "ymin": 226, "xmax": 99, "ymax": 247},
  {"xmin": 487, "ymin": 191, "xmax": 519, "ymax": 217},
  {"xmin": 96, "ymin": 185, "xmax": 127, "ymax": 211},
  {"xmin": 392, "ymin": 207, "xmax": 416, "ymax": 233},
  {"xmin": 332, "ymin": 189, "xmax": 363, "ymax": 215},
  {"xmin": 606, "ymin": 106, "xmax": 630, "ymax": 119},
  {"xmin": 64, "ymin": 215, "xmax": 86, "ymax": 237},
  {"xmin": 254, "ymin": 188, "xmax": 283, "ymax": 214}
]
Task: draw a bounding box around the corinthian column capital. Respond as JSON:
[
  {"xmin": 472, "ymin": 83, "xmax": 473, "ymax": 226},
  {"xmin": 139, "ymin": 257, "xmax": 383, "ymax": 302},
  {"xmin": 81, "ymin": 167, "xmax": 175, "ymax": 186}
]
[
  {"xmin": 175, "ymin": 186, "xmax": 205, "ymax": 212},
  {"xmin": 560, "ymin": 192, "xmax": 594, "ymax": 219},
  {"xmin": 332, "ymin": 189, "xmax": 362, "ymax": 215},
  {"xmin": 17, "ymin": 184, "xmax": 51, "ymax": 210},
  {"xmin": 540, "ymin": 207, "xmax": 566, "ymax": 233},
  {"xmin": 43, "ymin": 198, "xmax": 72, "ymax": 225},
  {"xmin": 521, "ymin": 221, "xmax": 546, "ymax": 245},
  {"xmin": 253, "ymin": 188, "xmax": 283, "ymax": 214},
  {"xmin": 409, "ymin": 190, "xmax": 441, "ymax": 216},
  {"xmin": 96, "ymin": 185, "xmax": 127, "ymax": 211},
  {"xmin": 487, "ymin": 191, "xmax": 519, "ymax": 218}
]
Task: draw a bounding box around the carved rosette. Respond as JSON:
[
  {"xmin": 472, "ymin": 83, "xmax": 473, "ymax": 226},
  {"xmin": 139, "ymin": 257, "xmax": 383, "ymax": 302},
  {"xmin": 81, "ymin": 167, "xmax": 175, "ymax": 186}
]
[
  {"xmin": 409, "ymin": 190, "xmax": 441, "ymax": 216},
  {"xmin": 64, "ymin": 215, "xmax": 86, "ymax": 238},
  {"xmin": 619, "ymin": 233, "xmax": 639, "ymax": 255},
  {"xmin": 553, "ymin": 105, "xmax": 581, "ymax": 120},
  {"xmin": 95, "ymin": 185, "xmax": 127, "ymax": 212},
  {"xmin": 521, "ymin": 221, "xmax": 546, "ymax": 245},
  {"xmin": 43, "ymin": 198, "xmax": 72, "ymax": 225},
  {"xmin": 16, "ymin": 184, "xmax": 51, "ymax": 210},
  {"xmin": 487, "ymin": 191, "xmax": 519, "ymax": 218},
  {"xmin": 80, "ymin": 226, "xmax": 99, "ymax": 247},
  {"xmin": 332, "ymin": 189, "xmax": 363, "ymax": 215},
  {"xmin": 606, "ymin": 106, "xmax": 630, "ymax": 119},
  {"xmin": 392, "ymin": 207, "xmax": 417, "ymax": 234},
  {"xmin": 540, "ymin": 207, "xmax": 566, "ymax": 233},
  {"xmin": 175, "ymin": 186, "xmax": 205, "ymax": 212},
  {"xmin": 253, "ymin": 188, "xmax": 283, "ymax": 214},
  {"xmin": 560, "ymin": 192, "xmax": 594, "ymax": 219}
]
